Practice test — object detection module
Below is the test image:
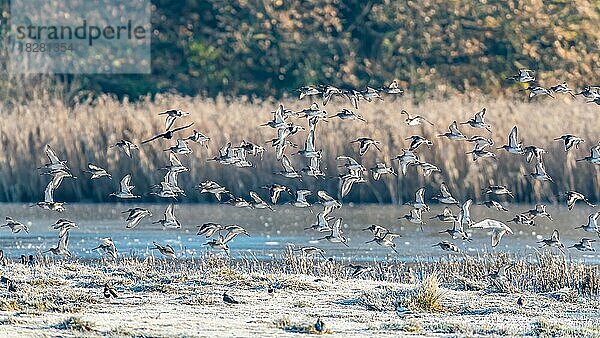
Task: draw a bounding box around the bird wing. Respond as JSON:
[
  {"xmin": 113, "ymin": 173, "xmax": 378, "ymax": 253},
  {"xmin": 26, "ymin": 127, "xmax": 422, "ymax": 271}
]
[
  {"xmin": 332, "ymin": 218, "xmax": 343, "ymax": 237},
  {"xmin": 508, "ymin": 126, "xmax": 519, "ymax": 147},
  {"xmin": 581, "ymin": 238, "xmax": 596, "ymax": 246},
  {"xmin": 591, "ymin": 145, "xmax": 600, "ymax": 158},
  {"xmin": 474, "ymin": 108, "xmax": 485, "ymax": 123},
  {"xmin": 169, "ymin": 153, "xmax": 183, "ymax": 167},
  {"xmin": 219, "ymin": 142, "xmax": 231, "ymax": 157},
  {"xmin": 588, "ymin": 212, "xmax": 600, "ymax": 226},
  {"xmin": 491, "ymin": 228, "xmax": 507, "ymax": 247},
  {"xmin": 45, "ymin": 145, "xmax": 61, "ymax": 164},
  {"xmin": 281, "ymin": 155, "xmax": 295, "ymax": 172},
  {"xmin": 305, "ymin": 129, "xmax": 316, "ymax": 151},
  {"xmin": 551, "ymin": 230, "xmax": 560, "ymax": 242},
  {"xmin": 462, "ymin": 199, "xmax": 472, "ymax": 219},
  {"xmin": 340, "ymin": 176, "xmax": 356, "ymax": 198},
  {"xmin": 120, "ymin": 174, "xmax": 132, "ymax": 193},
  {"xmin": 170, "ymin": 122, "xmax": 194, "ymax": 133},
  {"xmin": 309, "ymin": 156, "xmax": 320, "ymax": 170},
  {"xmin": 142, "ymin": 133, "xmax": 165, "ymax": 144},
  {"xmin": 536, "ymin": 160, "xmax": 548, "ymax": 175},
  {"xmin": 165, "ymin": 204, "xmax": 176, "ymax": 222},
  {"xmin": 249, "ymin": 191, "xmax": 264, "ymax": 204},
  {"xmin": 415, "ymin": 188, "xmax": 425, "ymax": 204},
  {"xmin": 176, "ymin": 139, "xmax": 188, "ymax": 149},
  {"xmin": 440, "ymin": 183, "xmax": 451, "ymax": 198},
  {"xmin": 442, "ymin": 207, "xmax": 453, "ymax": 217},
  {"xmin": 274, "ymin": 104, "xmax": 285, "ymax": 124},
  {"xmin": 338, "ymin": 155, "xmax": 359, "ymax": 166},
  {"xmin": 165, "ymin": 115, "xmax": 177, "ymax": 131},
  {"xmin": 220, "ymin": 231, "xmax": 236, "ymax": 244},
  {"xmin": 472, "ymin": 219, "xmax": 510, "ymax": 230},
  {"xmin": 58, "ymin": 231, "xmax": 70, "ymax": 251},
  {"xmin": 318, "ymin": 190, "xmax": 333, "ymax": 202},
  {"xmin": 449, "ymin": 121, "xmax": 461, "ymax": 134},
  {"xmin": 88, "ymin": 163, "xmax": 104, "ymax": 171},
  {"xmin": 454, "ymin": 219, "xmax": 464, "ymax": 233},
  {"xmin": 50, "ymin": 173, "xmax": 66, "ymax": 191},
  {"xmin": 383, "ymin": 232, "xmax": 400, "ymax": 241},
  {"xmin": 322, "ymin": 204, "xmax": 334, "ymax": 218},
  {"xmin": 44, "ymin": 180, "xmax": 56, "ymax": 202}
]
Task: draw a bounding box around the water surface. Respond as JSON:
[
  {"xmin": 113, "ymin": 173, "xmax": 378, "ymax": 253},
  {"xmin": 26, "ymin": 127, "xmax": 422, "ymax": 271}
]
[{"xmin": 0, "ymin": 203, "xmax": 598, "ymax": 263}]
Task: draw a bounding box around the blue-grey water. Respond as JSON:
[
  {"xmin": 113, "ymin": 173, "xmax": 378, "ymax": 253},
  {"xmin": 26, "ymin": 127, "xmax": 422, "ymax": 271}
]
[{"xmin": 0, "ymin": 203, "xmax": 598, "ymax": 263}]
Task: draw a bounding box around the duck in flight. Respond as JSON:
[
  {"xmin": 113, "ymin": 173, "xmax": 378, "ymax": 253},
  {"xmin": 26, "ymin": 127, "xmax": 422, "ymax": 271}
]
[
  {"xmin": 554, "ymin": 134, "xmax": 585, "ymax": 152},
  {"xmin": 549, "ymin": 82, "xmax": 576, "ymax": 98},
  {"xmin": 498, "ymin": 126, "xmax": 524, "ymax": 154},
  {"xmin": 576, "ymin": 142, "xmax": 600, "ymax": 165},
  {"xmin": 562, "ymin": 191, "xmax": 596, "ymax": 210},
  {"xmin": 122, "ymin": 207, "xmax": 152, "ymax": 229},
  {"xmin": 537, "ymin": 229, "xmax": 565, "ymax": 254},
  {"xmin": 110, "ymin": 139, "xmax": 138, "ymax": 158},
  {"xmin": 471, "ymin": 219, "xmax": 513, "ymax": 247},
  {"xmin": 401, "ymin": 110, "xmax": 433, "ymax": 126},
  {"xmin": 351, "ymin": 137, "xmax": 381, "ymax": 156},
  {"xmin": 317, "ymin": 218, "xmax": 349, "ymax": 247},
  {"xmin": 574, "ymin": 211, "xmax": 600, "ymax": 237},
  {"xmin": 158, "ymin": 109, "xmax": 190, "ymax": 131},
  {"xmin": 152, "ymin": 204, "xmax": 181, "ymax": 228},
  {"xmin": 438, "ymin": 121, "xmax": 467, "ymax": 141},
  {"xmin": 461, "ymin": 108, "xmax": 491, "ymax": 132},
  {"xmin": 141, "ymin": 122, "xmax": 194, "ymax": 144},
  {"xmin": 328, "ymin": 109, "xmax": 366, "ymax": 122},
  {"xmin": 151, "ymin": 241, "xmax": 177, "ymax": 259},
  {"xmin": 569, "ymin": 238, "xmax": 596, "ymax": 252},
  {"xmin": 1, "ymin": 217, "xmax": 29, "ymax": 233},
  {"xmin": 506, "ymin": 69, "xmax": 535, "ymax": 83},
  {"xmin": 365, "ymin": 227, "xmax": 401, "ymax": 253},
  {"xmin": 85, "ymin": 163, "xmax": 111, "ymax": 180},
  {"xmin": 523, "ymin": 145, "xmax": 546, "ymax": 163},
  {"xmin": 370, "ymin": 162, "xmax": 396, "ymax": 180},
  {"xmin": 109, "ymin": 174, "xmax": 140, "ymax": 199},
  {"xmin": 431, "ymin": 183, "xmax": 459, "ymax": 205}
]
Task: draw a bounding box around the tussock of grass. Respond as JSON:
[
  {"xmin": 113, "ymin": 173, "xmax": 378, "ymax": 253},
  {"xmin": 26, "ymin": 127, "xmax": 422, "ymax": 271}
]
[
  {"xmin": 356, "ymin": 288, "xmax": 396, "ymax": 312},
  {"xmin": 403, "ymin": 274, "xmax": 445, "ymax": 313},
  {"xmin": 54, "ymin": 316, "xmax": 95, "ymax": 332},
  {"xmin": 533, "ymin": 317, "xmax": 600, "ymax": 337},
  {"xmin": 542, "ymin": 288, "xmax": 579, "ymax": 303},
  {"xmin": 381, "ymin": 320, "xmax": 423, "ymax": 333},
  {"xmin": 213, "ymin": 267, "xmax": 245, "ymax": 281},
  {"xmin": 293, "ymin": 300, "xmax": 312, "ymax": 308},
  {"xmin": 0, "ymin": 316, "xmax": 24, "ymax": 325},
  {"xmin": 0, "ymin": 300, "xmax": 20, "ymax": 311}
]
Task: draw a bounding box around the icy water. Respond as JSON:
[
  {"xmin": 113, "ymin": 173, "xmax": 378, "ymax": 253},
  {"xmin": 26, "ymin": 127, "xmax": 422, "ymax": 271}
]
[{"xmin": 0, "ymin": 203, "xmax": 598, "ymax": 263}]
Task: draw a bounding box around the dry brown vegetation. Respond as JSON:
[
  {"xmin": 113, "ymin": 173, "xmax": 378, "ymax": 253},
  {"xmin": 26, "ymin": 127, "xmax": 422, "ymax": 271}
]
[
  {"xmin": 0, "ymin": 90, "xmax": 597, "ymax": 203},
  {"xmin": 0, "ymin": 252, "xmax": 598, "ymax": 336}
]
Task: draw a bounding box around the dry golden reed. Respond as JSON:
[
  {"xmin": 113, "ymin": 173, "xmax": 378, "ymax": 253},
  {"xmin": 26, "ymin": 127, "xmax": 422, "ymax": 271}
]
[{"xmin": 0, "ymin": 91, "xmax": 598, "ymax": 203}]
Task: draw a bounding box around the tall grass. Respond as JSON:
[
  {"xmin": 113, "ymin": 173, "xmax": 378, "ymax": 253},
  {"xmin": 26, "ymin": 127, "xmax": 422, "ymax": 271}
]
[
  {"xmin": 0, "ymin": 91, "xmax": 598, "ymax": 203},
  {"xmin": 19, "ymin": 250, "xmax": 600, "ymax": 296}
]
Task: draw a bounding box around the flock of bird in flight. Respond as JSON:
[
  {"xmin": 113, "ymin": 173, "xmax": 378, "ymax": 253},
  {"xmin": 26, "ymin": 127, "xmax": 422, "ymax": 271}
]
[{"xmin": 1, "ymin": 69, "xmax": 599, "ymax": 261}]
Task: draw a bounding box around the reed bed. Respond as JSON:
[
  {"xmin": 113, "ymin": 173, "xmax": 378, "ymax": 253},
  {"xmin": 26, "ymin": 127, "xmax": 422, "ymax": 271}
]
[
  {"xmin": 5, "ymin": 250, "xmax": 596, "ymax": 296},
  {"xmin": 0, "ymin": 92, "xmax": 598, "ymax": 203}
]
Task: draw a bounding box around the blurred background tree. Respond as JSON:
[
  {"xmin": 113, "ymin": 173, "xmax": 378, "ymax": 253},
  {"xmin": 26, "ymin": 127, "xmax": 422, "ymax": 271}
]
[{"xmin": 2, "ymin": 0, "xmax": 599, "ymax": 100}]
